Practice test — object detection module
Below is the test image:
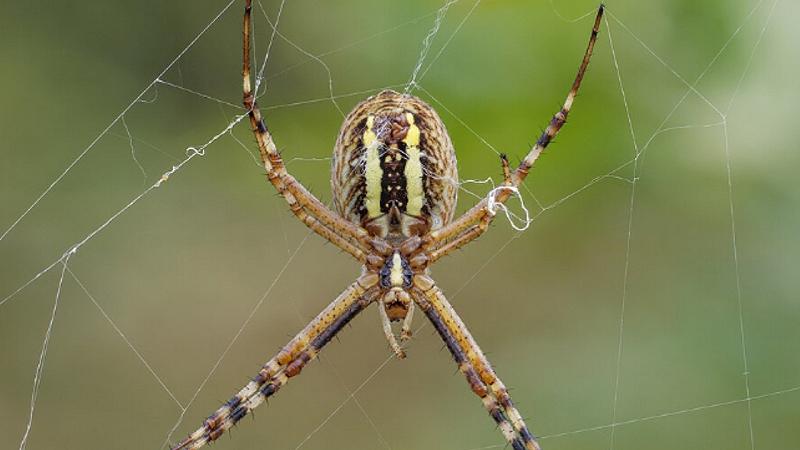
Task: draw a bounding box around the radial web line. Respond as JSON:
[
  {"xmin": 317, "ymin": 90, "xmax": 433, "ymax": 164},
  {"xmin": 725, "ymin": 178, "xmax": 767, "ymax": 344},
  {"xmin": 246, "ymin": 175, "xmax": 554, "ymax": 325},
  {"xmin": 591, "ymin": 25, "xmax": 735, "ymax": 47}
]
[
  {"xmin": 319, "ymin": 354, "xmax": 394, "ymax": 450},
  {"xmin": 405, "ymin": 0, "xmax": 460, "ymax": 93},
  {"xmin": 544, "ymin": 384, "xmax": 800, "ymax": 441},
  {"xmin": 608, "ymin": 12, "xmax": 724, "ymax": 117},
  {"xmin": 155, "ymin": 79, "xmax": 244, "ymax": 110},
  {"xmin": 605, "ymin": 11, "xmax": 641, "ymax": 450},
  {"xmin": 0, "ymin": 112, "xmax": 250, "ymax": 310},
  {"xmin": 283, "ymin": 288, "xmax": 391, "ymax": 448},
  {"xmin": 725, "ymin": 0, "xmax": 780, "ymax": 115},
  {"xmin": 121, "ymin": 115, "xmax": 148, "ymax": 183},
  {"xmin": 161, "ymin": 230, "xmax": 314, "ymax": 448},
  {"xmin": 602, "ymin": 0, "xmax": 767, "ymax": 175},
  {"xmin": 603, "ymin": 4, "xmax": 779, "ymax": 449},
  {"xmin": 294, "ymin": 355, "xmax": 396, "ymax": 449},
  {"xmin": 162, "ymin": 2, "xmax": 294, "ymax": 445},
  {"xmin": 725, "ymin": 3, "xmax": 781, "ymax": 448},
  {"xmin": 635, "ymin": 0, "xmax": 766, "ymax": 166},
  {"xmin": 417, "ymin": 85, "xmax": 501, "ymax": 155},
  {"xmin": 66, "ymin": 267, "xmax": 184, "ymax": 411},
  {"xmin": 423, "ymin": 76, "xmax": 633, "ymax": 214},
  {"xmin": 565, "ymin": 1, "xmax": 771, "ymax": 236},
  {"xmin": 18, "ymin": 255, "xmax": 70, "ymax": 450},
  {"xmin": 418, "ymin": 1, "xmax": 764, "ymax": 232},
  {"xmin": 723, "ymin": 122, "xmax": 755, "ymax": 450},
  {"xmin": 417, "ymin": 82, "xmax": 555, "ymax": 213},
  {"xmin": 260, "ymin": 0, "xmax": 294, "ymax": 265},
  {"xmin": 280, "ymin": 282, "xmax": 391, "ymax": 448},
  {"xmin": 108, "ymin": 131, "xmax": 182, "ymax": 163},
  {"xmin": 547, "ymin": 0, "xmax": 599, "ymax": 23},
  {"xmin": 417, "ymin": 0, "xmax": 483, "ymax": 83},
  {"xmin": 417, "ymin": 83, "xmax": 550, "ymax": 224},
  {"xmin": 260, "ymin": 5, "xmax": 451, "ymax": 87},
  {"xmin": 606, "ymin": 0, "xmax": 766, "ymax": 183},
  {"xmin": 261, "ymin": 84, "xmax": 407, "ymax": 111},
  {"xmin": 228, "ymin": 120, "xmax": 263, "ymax": 167},
  {"xmin": 256, "ymin": 1, "xmax": 345, "ymax": 117},
  {"xmin": 462, "ymin": 383, "xmax": 800, "ymax": 449},
  {"xmin": 0, "ymin": 0, "xmax": 238, "ymax": 244},
  {"xmin": 253, "ymin": 0, "xmax": 287, "ymax": 98}
]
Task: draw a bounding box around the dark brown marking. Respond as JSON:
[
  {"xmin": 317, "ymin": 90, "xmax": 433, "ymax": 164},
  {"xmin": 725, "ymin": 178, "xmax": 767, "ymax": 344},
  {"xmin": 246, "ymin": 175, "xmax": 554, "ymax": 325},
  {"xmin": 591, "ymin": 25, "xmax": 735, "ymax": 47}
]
[
  {"xmin": 311, "ymin": 300, "xmax": 368, "ymax": 349},
  {"xmin": 252, "ymin": 369, "xmax": 269, "ymax": 385},
  {"xmin": 363, "ymin": 112, "xmax": 426, "ymax": 217},
  {"xmin": 230, "ymin": 405, "xmax": 248, "ymax": 423},
  {"xmin": 208, "ymin": 427, "xmax": 224, "ymax": 441},
  {"xmin": 284, "ymin": 351, "xmax": 311, "ymax": 378},
  {"xmin": 260, "ymin": 383, "xmax": 278, "ymax": 397},
  {"xmin": 225, "ymin": 396, "xmax": 242, "ymax": 410},
  {"xmin": 203, "ymin": 416, "xmax": 221, "ymax": 432},
  {"xmin": 500, "ymin": 153, "xmax": 512, "ymax": 184}
]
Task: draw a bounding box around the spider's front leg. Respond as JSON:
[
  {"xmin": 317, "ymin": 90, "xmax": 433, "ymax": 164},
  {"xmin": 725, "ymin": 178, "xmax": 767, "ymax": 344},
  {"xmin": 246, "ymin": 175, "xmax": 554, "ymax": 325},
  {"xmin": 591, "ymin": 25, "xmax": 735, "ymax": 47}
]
[
  {"xmin": 419, "ymin": 4, "xmax": 605, "ymax": 265},
  {"xmin": 172, "ymin": 273, "xmax": 379, "ymax": 450},
  {"xmin": 411, "ymin": 274, "xmax": 540, "ymax": 450},
  {"xmin": 242, "ymin": 0, "xmax": 370, "ymax": 263}
]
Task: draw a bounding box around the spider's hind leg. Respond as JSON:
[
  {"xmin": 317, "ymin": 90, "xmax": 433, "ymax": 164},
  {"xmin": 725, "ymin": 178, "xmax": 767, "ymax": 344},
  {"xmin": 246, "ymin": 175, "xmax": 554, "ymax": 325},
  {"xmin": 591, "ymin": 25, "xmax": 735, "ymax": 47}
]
[
  {"xmin": 411, "ymin": 275, "xmax": 540, "ymax": 450},
  {"xmin": 172, "ymin": 275, "xmax": 379, "ymax": 450}
]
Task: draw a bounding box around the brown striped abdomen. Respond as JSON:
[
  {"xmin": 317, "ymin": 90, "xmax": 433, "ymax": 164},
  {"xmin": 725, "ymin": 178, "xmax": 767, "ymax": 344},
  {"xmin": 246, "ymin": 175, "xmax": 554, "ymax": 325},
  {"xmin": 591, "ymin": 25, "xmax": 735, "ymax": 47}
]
[{"xmin": 331, "ymin": 90, "xmax": 458, "ymax": 242}]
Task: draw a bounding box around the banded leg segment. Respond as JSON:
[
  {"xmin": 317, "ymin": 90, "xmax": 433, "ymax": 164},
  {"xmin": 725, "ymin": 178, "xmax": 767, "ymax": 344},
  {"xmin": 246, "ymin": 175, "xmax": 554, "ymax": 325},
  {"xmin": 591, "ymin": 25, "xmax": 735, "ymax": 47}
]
[
  {"xmin": 172, "ymin": 274, "xmax": 379, "ymax": 450},
  {"xmin": 243, "ymin": 0, "xmax": 369, "ymax": 262},
  {"xmin": 422, "ymin": 5, "xmax": 604, "ymax": 262},
  {"xmin": 412, "ymin": 275, "xmax": 540, "ymax": 450}
]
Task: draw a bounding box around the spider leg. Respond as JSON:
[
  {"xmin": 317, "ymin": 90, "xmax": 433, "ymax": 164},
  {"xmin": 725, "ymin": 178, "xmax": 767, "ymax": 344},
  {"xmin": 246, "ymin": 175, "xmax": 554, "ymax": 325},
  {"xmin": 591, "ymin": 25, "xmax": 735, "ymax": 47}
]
[
  {"xmin": 412, "ymin": 275, "xmax": 540, "ymax": 450},
  {"xmin": 421, "ymin": 5, "xmax": 604, "ymax": 263},
  {"xmin": 243, "ymin": 0, "xmax": 370, "ymax": 263},
  {"xmin": 172, "ymin": 273, "xmax": 379, "ymax": 450}
]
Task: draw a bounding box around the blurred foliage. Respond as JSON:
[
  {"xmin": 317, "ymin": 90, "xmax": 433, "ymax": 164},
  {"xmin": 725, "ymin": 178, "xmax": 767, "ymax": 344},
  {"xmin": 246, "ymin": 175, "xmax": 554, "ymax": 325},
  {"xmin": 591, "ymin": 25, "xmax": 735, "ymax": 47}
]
[{"xmin": 1, "ymin": 1, "xmax": 797, "ymax": 449}]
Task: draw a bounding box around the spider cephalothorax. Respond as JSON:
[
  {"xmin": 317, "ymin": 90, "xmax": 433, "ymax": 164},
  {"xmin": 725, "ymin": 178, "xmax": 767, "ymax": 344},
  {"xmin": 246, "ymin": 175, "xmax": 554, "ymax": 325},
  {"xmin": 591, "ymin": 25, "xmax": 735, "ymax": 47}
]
[{"xmin": 172, "ymin": 2, "xmax": 604, "ymax": 450}]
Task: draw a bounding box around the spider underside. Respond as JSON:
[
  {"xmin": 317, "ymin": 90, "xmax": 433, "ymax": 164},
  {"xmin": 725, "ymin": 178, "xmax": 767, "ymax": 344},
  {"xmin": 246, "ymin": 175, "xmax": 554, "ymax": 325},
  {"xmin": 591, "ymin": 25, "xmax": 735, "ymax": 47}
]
[{"xmin": 173, "ymin": 2, "xmax": 604, "ymax": 449}]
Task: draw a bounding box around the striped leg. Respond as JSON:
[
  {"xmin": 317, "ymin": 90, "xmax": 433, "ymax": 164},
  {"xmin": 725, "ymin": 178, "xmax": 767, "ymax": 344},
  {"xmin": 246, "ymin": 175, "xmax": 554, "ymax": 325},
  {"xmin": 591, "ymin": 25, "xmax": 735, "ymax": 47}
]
[
  {"xmin": 412, "ymin": 275, "xmax": 540, "ymax": 450},
  {"xmin": 172, "ymin": 274, "xmax": 379, "ymax": 450},
  {"xmin": 421, "ymin": 4, "xmax": 604, "ymax": 262},
  {"xmin": 243, "ymin": 0, "xmax": 369, "ymax": 262}
]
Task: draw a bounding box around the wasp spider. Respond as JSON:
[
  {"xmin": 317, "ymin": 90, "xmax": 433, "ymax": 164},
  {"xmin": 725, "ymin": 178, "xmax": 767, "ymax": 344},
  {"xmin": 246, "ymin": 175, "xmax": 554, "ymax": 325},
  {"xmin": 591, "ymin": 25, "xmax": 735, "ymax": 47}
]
[{"xmin": 173, "ymin": 2, "xmax": 604, "ymax": 449}]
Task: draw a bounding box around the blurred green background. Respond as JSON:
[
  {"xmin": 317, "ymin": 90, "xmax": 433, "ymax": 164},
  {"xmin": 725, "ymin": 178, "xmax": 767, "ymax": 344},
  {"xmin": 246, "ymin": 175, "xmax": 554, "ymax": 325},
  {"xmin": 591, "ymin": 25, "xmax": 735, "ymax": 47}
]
[{"xmin": 1, "ymin": 1, "xmax": 797, "ymax": 449}]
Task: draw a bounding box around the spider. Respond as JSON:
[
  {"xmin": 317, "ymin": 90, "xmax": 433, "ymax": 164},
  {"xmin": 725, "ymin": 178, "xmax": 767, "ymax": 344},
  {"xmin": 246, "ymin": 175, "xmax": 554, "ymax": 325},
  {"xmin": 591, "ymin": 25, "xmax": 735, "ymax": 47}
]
[{"xmin": 173, "ymin": 2, "xmax": 603, "ymax": 449}]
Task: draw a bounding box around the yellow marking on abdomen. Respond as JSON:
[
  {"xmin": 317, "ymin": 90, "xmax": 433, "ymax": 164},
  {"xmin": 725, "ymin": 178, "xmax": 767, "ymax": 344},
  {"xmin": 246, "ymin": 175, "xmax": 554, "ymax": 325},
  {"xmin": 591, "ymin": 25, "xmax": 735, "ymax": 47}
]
[
  {"xmin": 363, "ymin": 115, "xmax": 383, "ymax": 218},
  {"xmin": 403, "ymin": 112, "xmax": 424, "ymax": 216}
]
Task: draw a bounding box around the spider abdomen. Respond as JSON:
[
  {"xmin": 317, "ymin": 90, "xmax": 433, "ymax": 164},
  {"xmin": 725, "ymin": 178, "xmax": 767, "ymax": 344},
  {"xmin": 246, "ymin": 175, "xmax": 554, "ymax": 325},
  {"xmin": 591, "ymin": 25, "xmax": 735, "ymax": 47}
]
[{"xmin": 331, "ymin": 90, "xmax": 458, "ymax": 241}]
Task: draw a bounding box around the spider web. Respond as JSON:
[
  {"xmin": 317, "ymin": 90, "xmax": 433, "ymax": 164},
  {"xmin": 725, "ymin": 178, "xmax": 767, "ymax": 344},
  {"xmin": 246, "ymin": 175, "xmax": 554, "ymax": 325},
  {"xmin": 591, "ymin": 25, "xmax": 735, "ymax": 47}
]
[{"xmin": 1, "ymin": 1, "xmax": 797, "ymax": 449}]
